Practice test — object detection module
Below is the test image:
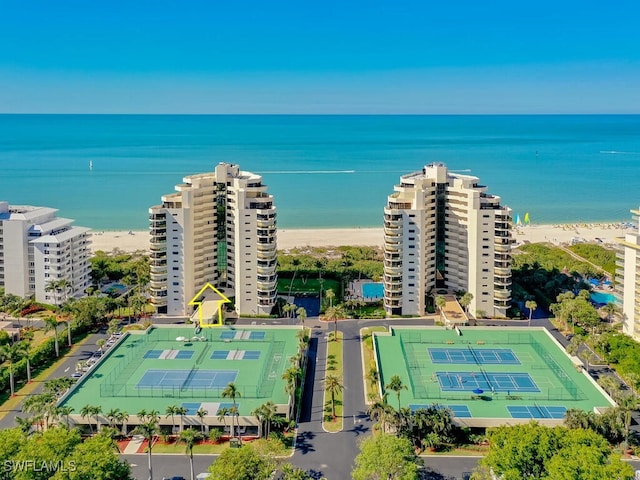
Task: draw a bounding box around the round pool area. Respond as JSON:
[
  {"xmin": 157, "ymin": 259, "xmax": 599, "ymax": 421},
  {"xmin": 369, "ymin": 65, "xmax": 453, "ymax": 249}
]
[{"xmin": 590, "ymin": 292, "xmax": 620, "ymax": 305}]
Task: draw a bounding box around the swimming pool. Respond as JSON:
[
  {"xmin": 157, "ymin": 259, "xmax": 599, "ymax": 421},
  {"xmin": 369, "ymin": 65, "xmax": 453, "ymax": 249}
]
[
  {"xmin": 362, "ymin": 282, "xmax": 384, "ymax": 299},
  {"xmin": 590, "ymin": 292, "xmax": 620, "ymax": 305}
]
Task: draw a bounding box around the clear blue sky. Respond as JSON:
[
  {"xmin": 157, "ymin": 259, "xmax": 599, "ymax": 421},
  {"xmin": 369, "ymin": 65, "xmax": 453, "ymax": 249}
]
[{"xmin": 1, "ymin": 0, "xmax": 639, "ymax": 113}]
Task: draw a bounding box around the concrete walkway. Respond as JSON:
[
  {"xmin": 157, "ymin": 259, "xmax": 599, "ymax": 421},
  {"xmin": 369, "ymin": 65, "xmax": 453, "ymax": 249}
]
[{"xmin": 123, "ymin": 435, "xmax": 145, "ymax": 454}]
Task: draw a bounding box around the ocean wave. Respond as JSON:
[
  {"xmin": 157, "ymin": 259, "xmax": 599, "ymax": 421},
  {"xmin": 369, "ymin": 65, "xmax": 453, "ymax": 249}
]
[
  {"xmin": 600, "ymin": 150, "xmax": 640, "ymax": 155},
  {"xmin": 258, "ymin": 170, "xmax": 356, "ymax": 174}
]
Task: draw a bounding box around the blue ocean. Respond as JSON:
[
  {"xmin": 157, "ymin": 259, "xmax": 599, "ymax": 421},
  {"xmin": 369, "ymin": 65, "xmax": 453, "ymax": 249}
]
[{"xmin": 0, "ymin": 115, "xmax": 638, "ymax": 230}]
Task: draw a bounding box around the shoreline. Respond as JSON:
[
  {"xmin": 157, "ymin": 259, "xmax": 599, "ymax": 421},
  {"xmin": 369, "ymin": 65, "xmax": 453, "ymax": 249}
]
[{"xmin": 88, "ymin": 222, "xmax": 636, "ymax": 254}]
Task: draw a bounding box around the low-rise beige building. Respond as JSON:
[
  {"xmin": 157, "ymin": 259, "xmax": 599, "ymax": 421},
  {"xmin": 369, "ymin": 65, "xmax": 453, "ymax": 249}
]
[{"xmin": 383, "ymin": 163, "xmax": 512, "ymax": 318}]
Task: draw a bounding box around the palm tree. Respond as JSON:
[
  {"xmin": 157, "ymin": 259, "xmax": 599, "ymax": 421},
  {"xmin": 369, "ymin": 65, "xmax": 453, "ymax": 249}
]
[
  {"xmin": 176, "ymin": 406, "xmax": 188, "ymax": 433},
  {"xmin": 435, "ymin": 296, "xmax": 446, "ymax": 322},
  {"xmin": 21, "ymin": 340, "xmax": 34, "ymax": 383},
  {"xmin": 616, "ymin": 394, "xmax": 639, "ymax": 438},
  {"xmin": 57, "ymin": 406, "xmax": 75, "ymax": 429},
  {"xmin": 598, "ymin": 376, "xmax": 620, "ymax": 397},
  {"xmin": 602, "ymin": 302, "xmax": 622, "ymax": 324},
  {"xmin": 133, "ymin": 410, "xmax": 160, "ymax": 480},
  {"xmin": 116, "ymin": 410, "xmax": 129, "ymax": 435},
  {"xmin": 282, "ymin": 366, "xmax": 301, "ymax": 398},
  {"xmin": 324, "ymin": 374, "xmax": 343, "ymax": 420},
  {"xmin": 178, "ymin": 428, "xmax": 203, "ymax": 480},
  {"xmin": 57, "ymin": 278, "xmax": 72, "ymax": 305},
  {"xmin": 385, "ymin": 374, "xmax": 407, "ymax": 412},
  {"xmin": 81, "ymin": 404, "xmax": 95, "ymax": 433},
  {"xmin": 296, "ymin": 306, "xmax": 307, "ymax": 325},
  {"xmin": 221, "ymin": 382, "xmax": 242, "ymax": 442},
  {"xmin": 106, "ymin": 408, "xmax": 121, "ymax": 428},
  {"xmin": 43, "ymin": 316, "xmax": 60, "ymax": 357},
  {"xmin": 324, "ymin": 305, "xmax": 345, "ymax": 340},
  {"xmin": 45, "ymin": 279, "xmax": 62, "ymax": 307},
  {"xmin": 525, "ymin": 300, "xmax": 537, "ymax": 326},
  {"xmin": 459, "ymin": 292, "xmax": 473, "ymax": 314},
  {"xmin": 96, "ymin": 339, "xmax": 106, "ymax": 353},
  {"xmin": 23, "ymin": 393, "xmax": 56, "ymax": 431},
  {"xmin": 196, "ymin": 407, "xmax": 208, "ymax": 434},
  {"xmin": 325, "ymin": 288, "xmax": 335, "ymax": 309},
  {"xmin": 91, "ymin": 405, "xmax": 103, "ymax": 432},
  {"xmin": 578, "ymin": 348, "xmax": 598, "ymax": 372},
  {"xmin": 0, "ymin": 341, "xmax": 26, "ymax": 396},
  {"xmin": 14, "ymin": 416, "xmax": 34, "ymax": 435},
  {"xmin": 251, "ymin": 406, "xmax": 265, "ymax": 439},
  {"xmin": 261, "ymin": 401, "xmax": 277, "ymax": 438},
  {"xmin": 216, "ymin": 407, "xmax": 231, "ymax": 437},
  {"xmin": 165, "ymin": 405, "xmax": 179, "ymax": 434}
]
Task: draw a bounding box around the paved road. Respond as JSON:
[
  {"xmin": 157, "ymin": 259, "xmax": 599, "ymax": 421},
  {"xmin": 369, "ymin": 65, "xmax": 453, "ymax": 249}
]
[{"xmin": 0, "ymin": 329, "xmax": 109, "ymax": 430}]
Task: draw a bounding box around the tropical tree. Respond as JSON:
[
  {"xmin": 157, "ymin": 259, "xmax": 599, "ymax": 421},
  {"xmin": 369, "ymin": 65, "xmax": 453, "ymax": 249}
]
[
  {"xmin": 45, "ymin": 279, "xmax": 62, "ymax": 306},
  {"xmin": 324, "ymin": 305, "xmax": 346, "ymax": 340},
  {"xmin": 97, "ymin": 338, "xmax": 106, "ymax": 352},
  {"xmin": 196, "ymin": 407, "xmax": 208, "ymax": 434},
  {"xmin": 352, "ymin": 433, "xmax": 420, "ymax": 480},
  {"xmin": 116, "ymin": 410, "xmax": 129, "ymax": 435},
  {"xmin": 324, "ymin": 374, "xmax": 343, "ymax": 420},
  {"xmin": 0, "ymin": 341, "xmax": 26, "ymax": 396},
  {"xmin": 178, "ymin": 428, "xmax": 203, "ymax": 480},
  {"xmin": 385, "ymin": 374, "xmax": 407, "ymax": 412},
  {"xmin": 459, "ymin": 292, "xmax": 473, "ymax": 313},
  {"xmin": 14, "ymin": 416, "xmax": 34, "ymax": 435},
  {"xmin": 282, "ymin": 366, "xmax": 301, "ymax": 398},
  {"xmin": 598, "ymin": 376, "xmax": 621, "ymax": 397},
  {"xmin": 222, "ymin": 382, "xmax": 242, "ymax": 442},
  {"xmin": 81, "ymin": 404, "xmax": 95, "ymax": 433},
  {"xmin": 217, "ymin": 407, "xmax": 231, "ymax": 438},
  {"xmin": 106, "ymin": 408, "xmax": 121, "ymax": 429},
  {"xmin": 525, "ymin": 299, "xmax": 537, "ymax": 326},
  {"xmin": 602, "ymin": 302, "xmax": 622, "ymax": 324},
  {"xmin": 133, "ymin": 410, "xmax": 160, "ymax": 480},
  {"xmin": 207, "ymin": 443, "xmax": 276, "ymax": 480},
  {"xmin": 578, "ymin": 348, "xmax": 599, "ymax": 372},
  {"xmin": 91, "ymin": 405, "xmax": 103, "ymax": 432},
  {"xmin": 435, "ymin": 295, "xmax": 446, "ymax": 322},
  {"xmin": 23, "ymin": 393, "xmax": 56, "ymax": 431},
  {"xmin": 165, "ymin": 405, "xmax": 180, "ymax": 434},
  {"xmin": 325, "ymin": 288, "xmax": 335, "ymax": 309},
  {"xmin": 44, "ymin": 315, "xmax": 60, "ymax": 357},
  {"xmin": 57, "ymin": 406, "xmax": 75, "ymax": 429},
  {"xmin": 176, "ymin": 406, "xmax": 188, "ymax": 433},
  {"xmin": 296, "ymin": 306, "xmax": 307, "ymax": 325}
]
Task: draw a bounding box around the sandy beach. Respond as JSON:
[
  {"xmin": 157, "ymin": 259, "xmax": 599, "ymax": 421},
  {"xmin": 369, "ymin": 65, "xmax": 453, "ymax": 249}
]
[{"xmin": 89, "ymin": 223, "xmax": 635, "ymax": 254}]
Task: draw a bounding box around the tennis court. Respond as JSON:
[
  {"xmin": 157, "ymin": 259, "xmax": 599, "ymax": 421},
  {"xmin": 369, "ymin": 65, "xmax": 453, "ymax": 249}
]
[
  {"xmin": 57, "ymin": 326, "xmax": 302, "ymax": 424},
  {"xmin": 429, "ymin": 347, "xmax": 520, "ymax": 365},
  {"xmin": 410, "ymin": 404, "xmax": 472, "ymax": 418},
  {"xmin": 436, "ymin": 371, "xmax": 539, "ymax": 393},
  {"xmin": 136, "ymin": 369, "xmax": 238, "ymax": 389},
  {"xmin": 507, "ymin": 405, "xmax": 567, "ymax": 419},
  {"xmin": 374, "ymin": 327, "xmax": 615, "ymax": 426}
]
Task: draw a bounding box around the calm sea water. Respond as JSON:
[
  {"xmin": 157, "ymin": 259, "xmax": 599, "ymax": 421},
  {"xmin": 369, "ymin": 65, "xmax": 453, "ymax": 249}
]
[{"xmin": 0, "ymin": 114, "xmax": 638, "ymax": 230}]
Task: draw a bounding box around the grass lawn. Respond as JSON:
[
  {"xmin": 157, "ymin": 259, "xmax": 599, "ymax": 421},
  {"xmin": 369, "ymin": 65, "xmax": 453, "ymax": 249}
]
[
  {"xmin": 360, "ymin": 326, "xmax": 388, "ymax": 402},
  {"xmin": 277, "ymin": 277, "xmax": 339, "ymax": 295},
  {"xmin": 323, "ymin": 331, "xmax": 344, "ymax": 432}
]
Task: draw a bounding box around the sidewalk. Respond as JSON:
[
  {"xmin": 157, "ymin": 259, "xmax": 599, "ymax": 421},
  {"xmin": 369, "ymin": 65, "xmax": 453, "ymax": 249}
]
[{"xmin": 123, "ymin": 435, "xmax": 145, "ymax": 454}]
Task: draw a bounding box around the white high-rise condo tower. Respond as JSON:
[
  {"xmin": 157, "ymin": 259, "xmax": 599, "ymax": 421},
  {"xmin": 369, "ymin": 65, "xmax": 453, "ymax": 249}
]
[
  {"xmin": 383, "ymin": 163, "xmax": 512, "ymax": 318},
  {"xmin": 0, "ymin": 202, "xmax": 92, "ymax": 304},
  {"xmin": 616, "ymin": 208, "xmax": 640, "ymax": 339},
  {"xmin": 149, "ymin": 163, "xmax": 277, "ymax": 317}
]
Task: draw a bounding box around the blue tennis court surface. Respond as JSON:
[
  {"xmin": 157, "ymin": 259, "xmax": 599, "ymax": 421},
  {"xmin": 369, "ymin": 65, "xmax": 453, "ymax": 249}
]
[
  {"xmin": 437, "ymin": 371, "xmax": 539, "ymax": 393},
  {"xmin": 143, "ymin": 349, "xmax": 194, "ymax": 360},
  {"xmin": 429, "ymin": 347, "xmax": 520, "ymax": 365},
  {"xmin": 211, "ymin": 350, "xmax": 261, "ymax": 360},
  {"xmin": 136, "ymin": 369, "xmax": 238, "ymax": 389},
  {"xmin": 181, "ymin": 402, "xmax": 235, "ymax": 416},
  {"xmin": 410, "ymin": 404, "xmax": 472, "ymax": 418},
  {"xmin": 508, "ymin": 405, "xmax": 566, "ymax": 419},
  {"xmin": 219, "ymin": 330, "xmax": 266, "ymax": 340}
]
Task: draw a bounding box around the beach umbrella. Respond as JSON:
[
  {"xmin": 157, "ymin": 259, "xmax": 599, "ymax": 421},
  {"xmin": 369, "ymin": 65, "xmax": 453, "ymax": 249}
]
[{"xmin": 473, "ymin": 388, "xmax": 484, "ymax": 395}]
